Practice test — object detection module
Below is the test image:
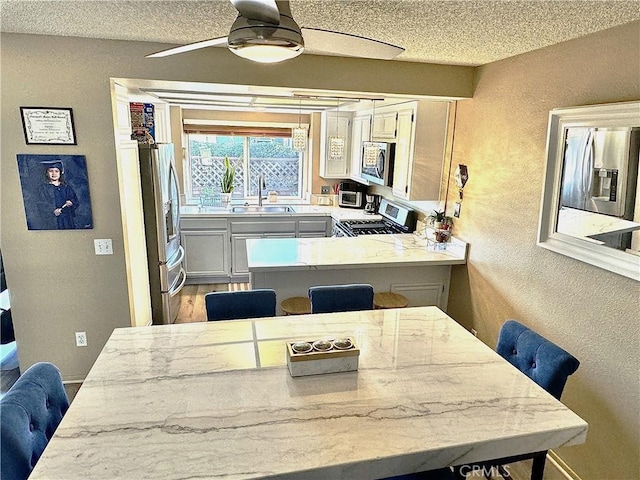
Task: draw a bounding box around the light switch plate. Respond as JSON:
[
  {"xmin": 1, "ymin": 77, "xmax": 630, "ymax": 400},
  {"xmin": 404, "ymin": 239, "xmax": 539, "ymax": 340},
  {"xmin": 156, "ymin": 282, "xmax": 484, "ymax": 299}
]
[
  {"xmin": 321, "ymin": 186, "xmax": 331, "ymax": 194},
  {"xmin": 94, "ymin": 239, "xmax": 113, "ymax": 255}
]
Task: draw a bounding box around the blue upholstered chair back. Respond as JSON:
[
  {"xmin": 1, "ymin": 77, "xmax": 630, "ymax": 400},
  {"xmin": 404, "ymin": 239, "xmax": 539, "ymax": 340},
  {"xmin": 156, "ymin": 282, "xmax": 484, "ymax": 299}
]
[
  {"xmin": 308, "ymin": 283, "xmax": 374, "ymax": 314},
  {"xmin": 1, "ymin": 362, "xmax": 69, "ymax": 480},
  {"xmin": 497, "ymin": 320, "xmax": 580, "ymax": 400},
  {"xmin": 205, "ymin": 289, "xmax": 277, "ymax": 321}
]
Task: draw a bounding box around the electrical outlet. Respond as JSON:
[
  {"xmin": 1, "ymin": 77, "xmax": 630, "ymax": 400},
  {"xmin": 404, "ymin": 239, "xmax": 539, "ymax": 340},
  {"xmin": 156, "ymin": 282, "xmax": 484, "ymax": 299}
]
[
  {"xmin": 94, "ymin": 239, "xmax": 113, "ymax": 255},
  {"xmin": 75, "ymin": 331, "xmax": 88, "ymax": 347},
  {"xmin": 321, "ymin": 186, "xmax": 331, "ymax": 194},
  {"xmin": 471, "ymin": 328, "xmax": 478, "ymax": 337}
]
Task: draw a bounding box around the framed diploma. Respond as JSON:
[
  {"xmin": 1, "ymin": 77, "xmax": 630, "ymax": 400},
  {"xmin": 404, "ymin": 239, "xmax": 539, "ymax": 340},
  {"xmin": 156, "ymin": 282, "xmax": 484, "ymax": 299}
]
[{"xmin": 20, "ymin": 107, "xmax": 77, "ymax": 145}]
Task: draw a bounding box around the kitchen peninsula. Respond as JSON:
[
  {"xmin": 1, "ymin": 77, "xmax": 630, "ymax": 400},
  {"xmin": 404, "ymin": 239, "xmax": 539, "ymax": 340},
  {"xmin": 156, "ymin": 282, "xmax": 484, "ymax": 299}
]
[{"xmin": 247, "ymin": 234, "xmax": 468, "ymax": 313}]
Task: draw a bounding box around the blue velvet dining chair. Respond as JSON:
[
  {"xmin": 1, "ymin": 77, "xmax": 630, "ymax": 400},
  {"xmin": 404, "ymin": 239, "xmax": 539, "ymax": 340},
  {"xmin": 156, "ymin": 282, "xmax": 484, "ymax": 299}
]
[
  {"xmin": 205, "ymin": 289, "xmax": 277, "ymax": 321},
  {"xmin": 1, "ymin": 362, "xmax": 70, "ymax": 480},
  {"xmin": 308, "ymin": 283, "xmax": 374, "ymax": 314},
  {"xmin": 453, "ymin": 319, "xmax": 580, "ymax": 480}
]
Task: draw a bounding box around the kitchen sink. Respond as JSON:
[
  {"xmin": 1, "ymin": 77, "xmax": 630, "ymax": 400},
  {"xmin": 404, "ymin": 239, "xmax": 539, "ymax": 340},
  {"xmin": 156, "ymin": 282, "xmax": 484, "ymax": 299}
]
[{"xmin": 231, "ymin": 205, "xmax": 295, "ymax": 214}]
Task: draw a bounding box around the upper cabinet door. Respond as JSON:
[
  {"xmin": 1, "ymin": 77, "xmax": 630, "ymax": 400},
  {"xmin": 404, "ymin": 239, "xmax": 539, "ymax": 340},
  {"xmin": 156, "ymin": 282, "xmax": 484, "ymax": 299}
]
[
  {"xmin": 372, "ymin": 111, "xmax": 398, "ymax": 140},
  {"xmin": 392, "ymin": 108, "xmax": 416, "ymax": 199},
  {"xmin": 320, "ymin": 112, "xmax": 351, "ymax": 178},
  {"xmin": 350, "ymin": 114, "xmax": 372, "ymax": 183}
]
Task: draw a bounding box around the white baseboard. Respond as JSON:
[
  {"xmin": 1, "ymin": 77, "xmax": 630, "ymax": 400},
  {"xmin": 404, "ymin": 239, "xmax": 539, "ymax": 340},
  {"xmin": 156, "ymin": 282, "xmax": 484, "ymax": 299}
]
[{"xmin": 548, "ymin": 451, "xmax": 582, "ymax": 480}]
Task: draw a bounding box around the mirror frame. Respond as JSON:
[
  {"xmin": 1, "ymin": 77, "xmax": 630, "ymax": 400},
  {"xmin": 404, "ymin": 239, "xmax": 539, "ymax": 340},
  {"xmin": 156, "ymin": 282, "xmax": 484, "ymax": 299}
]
[{"xmin": 538, "ymin": 101, "xmax": 640, "ymax": 281}]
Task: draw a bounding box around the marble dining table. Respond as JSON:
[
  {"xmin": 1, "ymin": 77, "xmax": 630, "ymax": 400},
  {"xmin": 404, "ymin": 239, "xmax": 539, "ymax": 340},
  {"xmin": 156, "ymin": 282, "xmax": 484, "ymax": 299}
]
[{"xmin": 29, "ymin": 307, "xmax": 587, "ymax": 480}]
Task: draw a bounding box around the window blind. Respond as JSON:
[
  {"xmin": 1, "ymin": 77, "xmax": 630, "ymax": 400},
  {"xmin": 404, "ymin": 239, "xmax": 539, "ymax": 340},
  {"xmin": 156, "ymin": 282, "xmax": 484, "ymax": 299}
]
[{"xmin": 183, "ymin": 125, "xmax": 292, "ymax": 137}]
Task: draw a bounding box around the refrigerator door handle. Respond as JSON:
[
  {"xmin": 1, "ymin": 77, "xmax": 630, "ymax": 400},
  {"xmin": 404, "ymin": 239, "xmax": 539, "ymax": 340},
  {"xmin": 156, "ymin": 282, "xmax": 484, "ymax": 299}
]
[
  {"xmin": 169, "ymin": 267, "xmax": 187, "ymax": 297},
  {"xmin": 165, "ymin": 245, "xmax": 185, "ymax": 270},
  {"xmin": 159, "ymin": 262, "xmax": 169, "ymax": 293},
  {"xmin": 167, "ymin": 158, "xmax": 182, "ymax": 242}
]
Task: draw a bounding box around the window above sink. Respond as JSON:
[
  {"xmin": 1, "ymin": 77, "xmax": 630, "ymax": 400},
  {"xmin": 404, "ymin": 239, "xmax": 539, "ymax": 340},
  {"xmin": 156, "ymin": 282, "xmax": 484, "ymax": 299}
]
[{"xmin": 185, "ymin": 132, "xmax": 305, "ymax": 205}]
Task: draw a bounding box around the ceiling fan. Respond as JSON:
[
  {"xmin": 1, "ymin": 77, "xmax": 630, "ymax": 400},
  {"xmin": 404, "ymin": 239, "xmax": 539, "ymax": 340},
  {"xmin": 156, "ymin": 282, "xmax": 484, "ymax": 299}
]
[{"xmin": 146, "ymin": 0, "xmax": 404, "ymax": 64}]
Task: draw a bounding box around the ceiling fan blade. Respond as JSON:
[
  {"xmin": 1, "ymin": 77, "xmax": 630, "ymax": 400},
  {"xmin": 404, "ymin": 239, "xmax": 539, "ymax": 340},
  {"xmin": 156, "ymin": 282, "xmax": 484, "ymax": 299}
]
[
  {"xmin": 301, "ymin": 28, "xmax": 404, "ymax": 60},
  {"xmin": 146, "ymin": 36, "xmax": 229, "ymax": 58},
  {"xmin": 230, "ymin": 0, "xmax": 280, "ymax": 24}
]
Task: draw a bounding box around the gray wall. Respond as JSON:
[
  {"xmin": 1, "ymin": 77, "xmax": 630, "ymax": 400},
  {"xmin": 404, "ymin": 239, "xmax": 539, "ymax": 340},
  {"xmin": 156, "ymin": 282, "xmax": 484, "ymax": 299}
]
[{"xmin": 447, "ymin": 21, "xmax": 640, "ymax": 480}]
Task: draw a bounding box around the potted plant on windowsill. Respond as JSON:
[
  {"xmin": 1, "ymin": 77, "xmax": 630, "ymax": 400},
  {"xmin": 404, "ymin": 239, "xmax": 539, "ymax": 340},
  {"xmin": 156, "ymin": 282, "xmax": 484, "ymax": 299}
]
[{"xmin": 220, "ymin": 156, "xmax": 236, "ymax": 206}]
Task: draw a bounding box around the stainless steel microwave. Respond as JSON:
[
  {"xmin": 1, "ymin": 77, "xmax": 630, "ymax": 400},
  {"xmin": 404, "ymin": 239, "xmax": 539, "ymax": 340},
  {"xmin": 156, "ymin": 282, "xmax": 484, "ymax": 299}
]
[{"xmin": 361, "ymin": 142, "xmax": 395, "ymax": 186}]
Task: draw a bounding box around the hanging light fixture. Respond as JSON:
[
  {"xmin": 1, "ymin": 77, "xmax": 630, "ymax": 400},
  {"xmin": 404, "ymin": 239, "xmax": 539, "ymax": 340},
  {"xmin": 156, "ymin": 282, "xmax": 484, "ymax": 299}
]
[
  {"xmin": 328, "ymin": 98, "xmax": 344, "ymax": 160},
  {"xmin": 363, "ymin": 99, "xmax": 379, "ymax": 166},
  {"xmin": 291, "ymin": 97, "xmax": 307, "ymax": 152}
]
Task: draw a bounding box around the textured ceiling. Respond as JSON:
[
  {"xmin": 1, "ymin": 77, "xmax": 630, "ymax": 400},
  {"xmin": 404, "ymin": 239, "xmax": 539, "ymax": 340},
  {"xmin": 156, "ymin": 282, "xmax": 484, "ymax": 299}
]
[{"xmin": 1, "ymin": 0, "xmax": 639, "ymax": 66}]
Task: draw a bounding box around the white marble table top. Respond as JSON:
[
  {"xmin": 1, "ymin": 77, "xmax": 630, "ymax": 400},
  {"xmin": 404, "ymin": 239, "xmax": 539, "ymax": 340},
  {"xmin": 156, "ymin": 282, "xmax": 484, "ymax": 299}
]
[
  {"xmin": 30, "ymin": 307, "xmax": 587, "ymax": 480},
  {"xmin": 247, "ymin": 234, "xmax": 468, "ymax": 272},
  {"xmin": 557, "ymin": 206, "xmax": 640, "ymax": 239}
]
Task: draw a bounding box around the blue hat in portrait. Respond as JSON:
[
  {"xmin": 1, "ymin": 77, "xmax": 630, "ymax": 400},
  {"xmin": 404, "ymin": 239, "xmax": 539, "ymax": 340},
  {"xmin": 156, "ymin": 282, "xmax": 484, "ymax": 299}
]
[{"xmin": 40, "ymin": 160, "xmax": 65, "ymax": 173}]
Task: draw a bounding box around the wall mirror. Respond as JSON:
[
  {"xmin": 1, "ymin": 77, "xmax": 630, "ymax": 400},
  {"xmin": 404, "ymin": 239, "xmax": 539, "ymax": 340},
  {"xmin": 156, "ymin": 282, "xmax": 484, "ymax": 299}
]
[{"xmin": 538, "ymin": 101, "xmax": 640, "ymax": 281}]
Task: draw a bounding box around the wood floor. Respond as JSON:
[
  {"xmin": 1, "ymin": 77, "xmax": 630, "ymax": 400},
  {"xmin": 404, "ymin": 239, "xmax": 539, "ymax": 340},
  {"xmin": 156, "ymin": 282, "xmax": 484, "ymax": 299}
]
[{"xmin": 175, "ymin": 283, "xmax": 250, "ymax": 324}]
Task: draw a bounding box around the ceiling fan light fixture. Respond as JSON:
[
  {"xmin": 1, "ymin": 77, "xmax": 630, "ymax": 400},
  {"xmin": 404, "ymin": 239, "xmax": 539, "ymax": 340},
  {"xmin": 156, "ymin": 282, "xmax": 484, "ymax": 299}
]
[
  {"xmin": 229, "ymin": 43, "xmax": 303, "ymax": 63},
  {"xmin": 227, "ymin": 11, "xmax": 304, "ymax": 64}
]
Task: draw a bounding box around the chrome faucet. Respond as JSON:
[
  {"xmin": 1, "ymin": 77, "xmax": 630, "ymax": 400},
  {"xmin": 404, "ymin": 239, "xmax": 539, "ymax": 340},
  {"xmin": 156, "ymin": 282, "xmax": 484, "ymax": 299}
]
[{"xmin": 258, "ymin": 174, "xmax": 266, "ymax": 206}]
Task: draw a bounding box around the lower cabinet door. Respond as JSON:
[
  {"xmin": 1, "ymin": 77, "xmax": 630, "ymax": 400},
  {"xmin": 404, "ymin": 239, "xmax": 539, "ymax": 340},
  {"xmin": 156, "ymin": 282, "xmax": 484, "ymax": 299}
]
[
  {"xmin": 231, "ymin": 234, "xmax": 262, "ymax": 276},
  {"xmin": 182, "ymin": 231, "xmax": 228, "ymax": 277}
]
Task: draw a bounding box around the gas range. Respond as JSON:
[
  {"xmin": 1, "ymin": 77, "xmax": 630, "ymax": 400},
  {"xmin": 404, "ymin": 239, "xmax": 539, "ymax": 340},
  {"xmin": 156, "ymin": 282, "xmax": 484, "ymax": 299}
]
[
  {"xmin": 333, "ymin": 199, "xmax": 416, "ymax": 237},
  {"xmin": 335, "ymin": 219, "xmax": 408, "ymax": 236}
]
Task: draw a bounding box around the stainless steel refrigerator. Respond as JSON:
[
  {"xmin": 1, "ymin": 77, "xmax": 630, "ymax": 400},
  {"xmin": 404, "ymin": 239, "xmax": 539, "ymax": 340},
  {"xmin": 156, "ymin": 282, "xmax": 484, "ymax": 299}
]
[
  {"xmin": 560, "ymin": 127, "xmax": 639, "ymax": 250},
  {"xmin": 138, "ymin": 143, "xmax": 185, "ymax": 325},
  {"xmin": 561, "ymin": 127, "xmax": 638, "ymax": 219}
]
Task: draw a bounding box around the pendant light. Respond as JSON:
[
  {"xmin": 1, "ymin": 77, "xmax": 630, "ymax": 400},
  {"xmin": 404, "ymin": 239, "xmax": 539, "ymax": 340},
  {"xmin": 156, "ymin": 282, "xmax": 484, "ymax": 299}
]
[
  {"xmin": 291, "ymin": 97, "xmax": 307, "ymax": 152},
  {"xmin": 328, "ymin": 98, "xmax": 344, "ymax": 160},
  {"xmin": 363, "ymin": 99, "xmax": 378, "ymax": 166}
]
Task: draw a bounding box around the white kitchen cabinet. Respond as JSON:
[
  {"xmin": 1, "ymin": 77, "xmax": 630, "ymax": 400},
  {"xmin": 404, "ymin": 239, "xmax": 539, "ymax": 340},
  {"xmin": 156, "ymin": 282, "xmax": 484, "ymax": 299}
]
[
  {"xmin": 180, "ymin": 217, "xmax": 229, "ymax": 283},
  {"xmin": 231, "ymin": 234, "xmax": 261, "ymax": 276},
  {"xmin": 231, "ymin": 233, "xmax": 297, "ymax": 276},
  {"xmin": 349, "ymin": 114, "xmax": 371, "ymax": 183},
  {"xmin": 389, "ymin": 283, "xmax": 446, "ymax": 309},
  {"xmin": 408, "ymin": 101, "xmax": 450, "ymax": 201},
  {"xmin": 319, "ymin": 111, "xmax": 351, "ymax": 178},
  {"xmin": 182, "ymin": 215, "xmax": 331, "ymax": 282},
  {"xmin": 393, "ymin": 101, "xmax": 450, "ymax": 201},
  {"xmin": 182, "ymin": 231, "xmax": 229, "ymax": 277},
  {"xmin": 298, "ymin": 218, "xmax": 332, "ymax": 237},
  {"xmin": 230, "ymin": 219, "xmax": 297, "ymax": 277},
  {"xmin": 347, "ymin": 100, "xmax": 450, "ymax": 201},
  {"xmin": 372, "ymin": 111, "xmax": 398, "ymax": 140},
  {"xmin": 392, "ymin": 107, "xmax": 417, "ymax": 198}
]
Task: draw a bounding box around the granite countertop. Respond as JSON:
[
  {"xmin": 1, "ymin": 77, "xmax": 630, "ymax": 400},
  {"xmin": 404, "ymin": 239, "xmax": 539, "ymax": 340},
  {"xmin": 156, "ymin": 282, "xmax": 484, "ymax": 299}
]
[
  {"xmin": 181, "ymin": 204, "xmax": 381, "ymax": 221},
  {"xmin": 29, "ymin": 307, "xmax": 587, "ymax": 480},
  {"xmin": 246, "ymin": 234, "xmax": 468, "ymax": 272}
]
